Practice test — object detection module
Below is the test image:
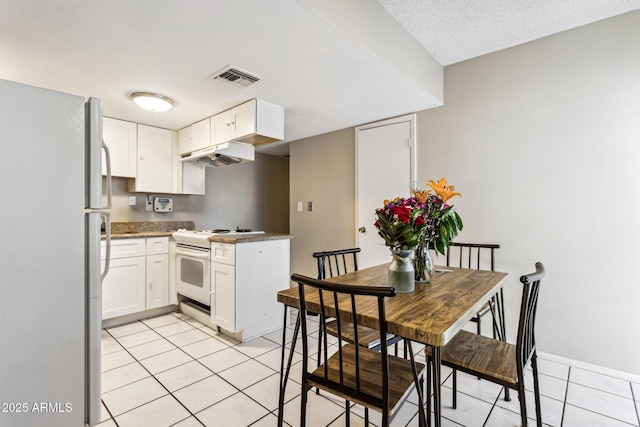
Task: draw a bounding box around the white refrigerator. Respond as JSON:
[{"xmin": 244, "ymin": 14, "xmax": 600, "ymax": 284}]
[{"xmin": 0, "ymin": 79, "xmax": 111, "ymax": 427}]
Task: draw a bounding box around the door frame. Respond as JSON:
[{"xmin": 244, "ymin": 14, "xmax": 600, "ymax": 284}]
[{"xmin": 355, "ymin": 113, "xmax": 417, "ymax": 248}]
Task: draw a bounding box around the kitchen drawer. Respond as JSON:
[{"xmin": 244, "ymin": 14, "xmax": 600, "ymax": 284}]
[
  {"xmin": 146, "ymin": 237, "xmax": 169, "ymax": 255},
  {"xmin": 101, "ymin": 238, "xmax": 146, "ymax": 260},
  {"xmin": 210, "ymin": 242, "xmax": 235, "ymax": 265}
]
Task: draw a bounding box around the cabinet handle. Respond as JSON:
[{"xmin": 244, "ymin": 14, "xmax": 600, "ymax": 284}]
[
  {"xmin": 148, "ymin": 280, "xmax": 152, "ymax": 288},
  {"xmin": 139, "ymin": 157, "xmax": 144, "ymax": 160}
]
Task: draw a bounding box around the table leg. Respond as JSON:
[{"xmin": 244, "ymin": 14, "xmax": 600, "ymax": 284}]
[
  {"xmin": 277, "ymin": 306, "xmax": 301, "ymax": 427},
  {"xmin": 432, "ymin": 345, "xmax": 442, "ymax": 427}
]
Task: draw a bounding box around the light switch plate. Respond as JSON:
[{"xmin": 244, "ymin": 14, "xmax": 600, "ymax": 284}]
[
  {"xmin": 308, "ymin": 201, "xmax": 314, "ymax": 211},
  {"xmin": 128, "ymin": 196, "xmax": 136, "ymax": 206},
  {"xmin": 297, "ymin": 201, "xmax": 303, "ymax": 212}
]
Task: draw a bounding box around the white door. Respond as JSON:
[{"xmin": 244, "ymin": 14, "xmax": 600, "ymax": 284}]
[{"xmin": 356, "ymin": 115, "xmax": 416, "ymax": 268}]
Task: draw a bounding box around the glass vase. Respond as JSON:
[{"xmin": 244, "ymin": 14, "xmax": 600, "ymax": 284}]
[
  {"xmin": 388, "ymin": 249, "xmax": 415, "ymax": 293},
  {"xmin": 414, "ymin": 239, "xmax": 434, "ymax": 283}
]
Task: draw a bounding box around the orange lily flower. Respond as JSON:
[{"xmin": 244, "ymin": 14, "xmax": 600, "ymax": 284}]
[
  {"xmin": 411, "ymin": 188, "xmax": 431, "ymax": 203},
  {"xmin": 427, "ymin": 178, "xmax": 461, "ymax": 202}
]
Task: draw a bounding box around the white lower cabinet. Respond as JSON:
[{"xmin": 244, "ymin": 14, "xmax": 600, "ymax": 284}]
[
  {"xmin": 146, "ymin": 237, "xmax": 169, "ymax": 309},
  {"xmin": 101, "ymin": 237, "xmax": 170, "ymax": 320},
  {"xmin": 209, "ymin": 238, "xmax": 290, "ymax": 341},
  {"xmin": 210, "ymin": 262, "xmax": 235, "ymax": 331}
]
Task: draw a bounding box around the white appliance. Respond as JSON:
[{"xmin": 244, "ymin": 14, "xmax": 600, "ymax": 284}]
[
  {"xmin": 0, "ymin": 79, "xmax": 111, "ymax": 427},
  {"xmin": 173, "ymin": 229, "xmax": 264, "ymax": 305}
]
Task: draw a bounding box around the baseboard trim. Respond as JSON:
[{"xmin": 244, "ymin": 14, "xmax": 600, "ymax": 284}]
[{"xmin": 538, "ymin": 351, "xmax": 640, "ymax": 383}]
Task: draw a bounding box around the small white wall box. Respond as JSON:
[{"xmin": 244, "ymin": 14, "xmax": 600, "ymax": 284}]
[{"xmin": 153, "ymin": 197, "xmax": 173, "ymax": 212}]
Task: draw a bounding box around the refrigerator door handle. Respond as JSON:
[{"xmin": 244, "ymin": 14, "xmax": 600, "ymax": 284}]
[
  {"xmin": 102, "ymin": 139, "xmax": 112, "ymax": 210},
  {"xmin": 101, "ymin": 211, "xmax": 111, "ymax": 281}
]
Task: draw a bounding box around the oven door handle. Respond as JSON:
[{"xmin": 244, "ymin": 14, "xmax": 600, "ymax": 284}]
[{"xmin": 176, "ymin": 248, "xmax": 211, "ymax": 259}]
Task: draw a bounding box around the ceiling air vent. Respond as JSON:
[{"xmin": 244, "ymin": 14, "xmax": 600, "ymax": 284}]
[{"xmin": 209, "ymin": 66, "xmax": 261, "ymax": 88}]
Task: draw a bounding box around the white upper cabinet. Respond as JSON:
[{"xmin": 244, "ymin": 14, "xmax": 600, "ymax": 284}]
[
  {"xmin": 210, "ymin": 110, "xmax": 231, "ymax": 145},
  {"xmin": 130, "ymin": 125, "xmax": 173, "ymax": 193},
  {"xmin": 178, "ymin": 118, "xmax": 211, "ymax": 155},
  {"xmin": 181, "ymin": 162, "xmax": 205, "ymax": 195},
  {"xmin": 177, "ymin": 125, "xmax": 194, "ymax": 156},
  {"xmin": 210, "ymin": 99, "xmax": 284, "ymax": 146},
  {"xmin": 102, "ymin": 118, "xmax": 137, "ymax": 178}
]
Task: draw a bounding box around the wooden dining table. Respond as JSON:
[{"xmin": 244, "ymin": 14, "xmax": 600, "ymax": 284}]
[{"xmin": 276, "ymin": 263, "xmax": 508, "ymax": 427}]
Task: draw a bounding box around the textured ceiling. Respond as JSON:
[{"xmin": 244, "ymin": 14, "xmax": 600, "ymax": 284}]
[{"xmin": 376, "ymin": 0, "xmax": 640, "ymax": 65}]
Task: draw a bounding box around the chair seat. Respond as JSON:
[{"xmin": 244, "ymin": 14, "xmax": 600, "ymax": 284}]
[
  {"xmin": 309, "ymin": 343, "xmax": 425, "ymax": 415},
  {"xmin": 325, "ymin": 320, "xmax": 396, "ymax": 349},
  {"xmin": 427, "ymin": 330, "xmax": 517, "ymax": 386}
]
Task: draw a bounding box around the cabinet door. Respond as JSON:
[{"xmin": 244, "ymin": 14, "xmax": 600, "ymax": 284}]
[
  {"xmin": 135, "ymin": 125, "xmax": 173, "ymax": 193},
  {"xmin": 181, "ymin": 162, "xmax": 205, "ymax": 195},
  {"xmin": 146, "ymin": 254, "xmax": 169, "ymax": 309},
  {"xmin": 101, "ymin": 256, "xmax": 146, "ymax": 319},
  {"xmin": 210, "ymin": 110, "xmax": 231, "ymax": 145},
  {"xmin": 210, "ymin": 262, "xmax": 235, "ymax": 331},
  {"xmin": 192, "ymin": 117, "xmax": 211, "ymax": 152},
  {"xmin": 178, "ymin": 125, "xmax": 195, "ymax": 156},
  {"xmin": 102, "ymin": 118, "xmax": 137, "ymax": 178},
  {"xmin": 230, "ymin": 100, "xmax": 256, "ymax": 140}
]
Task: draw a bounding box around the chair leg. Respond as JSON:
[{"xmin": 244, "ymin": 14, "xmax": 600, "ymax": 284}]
[
  {"xmin": 345, "ymin": 400, "xmax": 350, "ymax": 426},
  {"xmin": 452, "ymin": 369, "xmax": 457, "ymax": 409},
  {"xmin": 406, "ymin": 339, "xmax": 426, "ymax": 427},
  {"xmin": 531, "ymin": 353, "xmax": 543, "ymax": 427},
  {"xmin": 517, "ymin": 381, "xmax": 528, "ymax": 427},
  {"xmin": 426, "ymin": 354, "xmax": 432, "ymax": 427},
  {"xmin": 504, "ymin": 387, "xmax": 511, "ymax": 402},
  {"xmin": 364, "ymin": 407, "xmax": 369, "ymax": 426},
  {"xmin": 300, "ymin": 377, "xmax": 308, "ymax": 427}
]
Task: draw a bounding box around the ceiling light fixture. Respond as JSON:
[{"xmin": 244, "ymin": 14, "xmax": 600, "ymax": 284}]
[{"xmin": 130, "ymin": 92, "xmax": 174, "ymax": 112}]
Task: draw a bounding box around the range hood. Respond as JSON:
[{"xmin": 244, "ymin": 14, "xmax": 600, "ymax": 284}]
[{"xmin": 180, "ymin": 141, "xmax": 255, "ymax": 167}]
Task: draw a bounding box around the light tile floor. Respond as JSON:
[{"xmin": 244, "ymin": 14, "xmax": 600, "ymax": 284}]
[{"xmin": 98, "ymin": 311, "xmax": 640, "ymax": 427}]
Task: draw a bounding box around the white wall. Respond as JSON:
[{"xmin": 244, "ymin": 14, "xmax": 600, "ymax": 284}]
[
  {"xmin": 289, "ymin": 11, "xmax": 640, "ymax": 375},
  {"xmin": 416, "ymin": 11, "xmax": 640, "ymax": 375}
]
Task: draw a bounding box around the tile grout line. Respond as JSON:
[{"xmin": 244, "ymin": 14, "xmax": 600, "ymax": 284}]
[
  {"xmin": 106, "ymin": 320, "xmax": 208, "ymax": 426},
  {"xmin": 559, "ymin": 365, "xmax": 570, "ymax": 426},
  {"xmin": 145, "ymin": 317, "xmax": 290, "ymax": 425},
  {"xmin": 631, "ymin": 382, "xmax": 640, "ymax": 427}
]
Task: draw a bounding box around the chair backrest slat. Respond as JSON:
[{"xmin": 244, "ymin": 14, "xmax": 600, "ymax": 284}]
[
  {"xmin": 445, "ymin": 242, "xmax": 500, "ymax": 271},
  {"xmin": 314, "ymin": 248, "xmax": 361, "ymax": 279},
  {"xmin": 516, "ymin": 262, "xmax": 545, "ymax": 371}
]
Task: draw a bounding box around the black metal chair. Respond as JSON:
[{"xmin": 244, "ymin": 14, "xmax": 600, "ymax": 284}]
[
  {"xmin": 313, "ymin": 249, "xmax": 403, "ymax": 372},
  {"xmin": 446, "ymin": 242, "xmax": 505, "ymax": 340},
  {"xmin": 426, "ymin": 262, "xmax": 545, "ymax": 427},
  {"xmin": 293, "ymin": 273, "xmax": 426, "ymax": 427}
]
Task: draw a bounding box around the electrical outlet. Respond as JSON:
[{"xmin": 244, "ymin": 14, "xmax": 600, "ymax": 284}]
[
  {"xmin": 308, "ymin": 201, "xmax": 314, "ymax": 211},
  {"xmin": 145, "ymin": 195, "xmax": 154, "ymax": 212},
  {"xmin": 128, "ymin": 196, "xmax": 136, "ymax": 206},
  {"xmin": 296, "ymin": 201, "xmax": 303, "ymax": 212}
]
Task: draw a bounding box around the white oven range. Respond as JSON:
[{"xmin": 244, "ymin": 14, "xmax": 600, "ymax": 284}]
[{"xmin": 173, "ymin": 229, "xmax": 265, "ymax": 306}]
